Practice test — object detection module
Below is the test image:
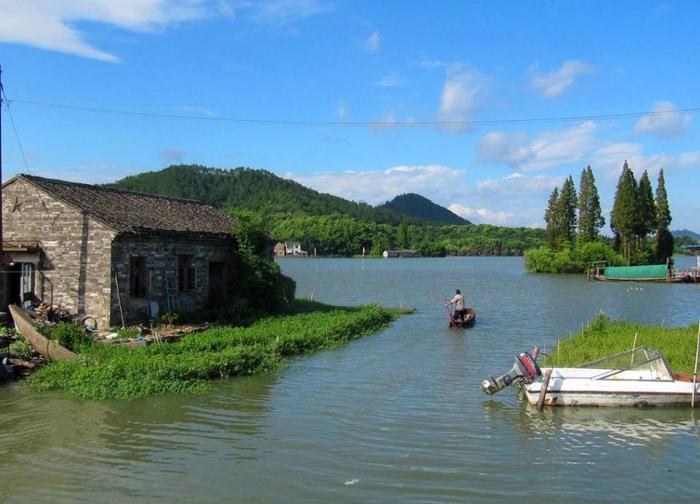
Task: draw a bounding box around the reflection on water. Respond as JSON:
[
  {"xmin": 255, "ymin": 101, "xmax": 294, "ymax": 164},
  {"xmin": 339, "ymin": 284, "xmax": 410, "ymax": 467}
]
[{"xmin": 1, "ymin": 257, "xmax": 699, "ymax": 503}]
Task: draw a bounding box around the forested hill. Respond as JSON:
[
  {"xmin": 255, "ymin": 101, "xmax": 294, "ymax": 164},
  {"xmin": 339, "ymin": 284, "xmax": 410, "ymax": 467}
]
[
  {"xmin": 108, "ymin": 165, "xmax": 413, "ymax": 225},
  {"xmin": 379, "ymin": 193, "xmax": 470, "ymax": 225},
  {"xmin": 672, "ymin": 229, "xmax": 700, "ymax": 241}
]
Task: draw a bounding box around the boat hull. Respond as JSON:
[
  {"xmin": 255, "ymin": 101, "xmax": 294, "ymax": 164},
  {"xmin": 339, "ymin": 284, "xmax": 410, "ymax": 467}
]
[{"xmin": 524, "ymin": 367, "xmax": 700, "ymax": 407}]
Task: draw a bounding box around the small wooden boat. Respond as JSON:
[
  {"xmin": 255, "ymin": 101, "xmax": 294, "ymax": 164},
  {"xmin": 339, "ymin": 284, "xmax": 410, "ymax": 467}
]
[
  {"xmin": 482, "ymin": 347, "xmax": 700, "ymax": 407},
  {"xmin": 449, "ymin": 307, "xmax": 476, "ymax": 328}
]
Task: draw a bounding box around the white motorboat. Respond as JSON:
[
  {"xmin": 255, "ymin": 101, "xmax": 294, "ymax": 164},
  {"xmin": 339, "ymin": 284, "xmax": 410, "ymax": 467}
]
[{"xmin": 482, "ymin": 347, "xmax": 700, "ymax": 407}]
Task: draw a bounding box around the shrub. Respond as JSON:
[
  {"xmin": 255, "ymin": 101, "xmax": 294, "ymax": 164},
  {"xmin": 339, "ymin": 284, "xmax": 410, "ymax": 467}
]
[
  {"xmin": 43, "ymin": 322, "xmax": 92, "ymax": 351},
  {"xmin": 9, "ymin": 337, "xmax": 33, "ymax": 360}
]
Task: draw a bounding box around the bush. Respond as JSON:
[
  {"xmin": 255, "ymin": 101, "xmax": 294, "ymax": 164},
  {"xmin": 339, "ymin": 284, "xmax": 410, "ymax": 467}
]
[
  {"xmin": 525, "ymin": 242, "xmax": 623, "ymax": 273},
  {"xmin": 9, "ymin": 337, "xmax": 33, "ymax": 360},
  {"xmin": 43, "ymin": 323, "xmax": 92, "ymax": 352}
]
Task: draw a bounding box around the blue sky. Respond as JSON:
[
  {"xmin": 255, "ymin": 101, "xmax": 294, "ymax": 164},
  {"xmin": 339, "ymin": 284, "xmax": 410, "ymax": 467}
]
[{"xmin": 0, "ymin": 0, "xmax": 698, "ymax": 230}]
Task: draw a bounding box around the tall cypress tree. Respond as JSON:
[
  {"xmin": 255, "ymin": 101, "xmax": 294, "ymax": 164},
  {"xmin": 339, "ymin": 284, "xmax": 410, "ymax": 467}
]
[
  {"xmin": 636, "ymin": 170, "xmax": 657, "ymax": 237},
  {"xmin": 577, "ymin": 166, "xmax": 605, "ymax": 244},
  {"xmin": 544, "ymin": 187, "xmax": 560, "ymax": 249},
  {"xmin": 610, "ymin": 161, "xmax": 639, "ymax": 264},
  {"xmin": 557, "ymin": 175, "xmax": 578, "ymax": 248},
  {"xmin": 655, "ymin": 168, "xmax": 674, "ymax": 261},
  {"xmin": 636, "ymin": 170, "xmax": 657, "ymax": 261}
]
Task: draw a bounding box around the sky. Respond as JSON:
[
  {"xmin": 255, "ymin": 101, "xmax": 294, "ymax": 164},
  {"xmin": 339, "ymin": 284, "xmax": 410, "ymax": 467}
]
[{"xmin": 0, "ymin": 0, "xmax": 699, "ymax": 231}]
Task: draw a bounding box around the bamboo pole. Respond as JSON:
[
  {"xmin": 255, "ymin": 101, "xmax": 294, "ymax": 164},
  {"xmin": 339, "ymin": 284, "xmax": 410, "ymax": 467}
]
[
  {"xmin": 114, "ymin": 272, "xmax": 125, "ymax": 329},
  {"xmin": 692, "ymin": 320, "xmax": 700, "ymax": 408},
  {"xmin": 537, "ymin": 368, "xmax": 553, "ymax": 411}
]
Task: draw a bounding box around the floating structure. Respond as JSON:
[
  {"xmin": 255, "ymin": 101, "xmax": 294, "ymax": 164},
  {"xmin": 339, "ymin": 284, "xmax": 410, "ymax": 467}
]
[
  {"xmin": 482, "ymin": 347, "xmax": 700, "ymax": 407},
  {"xmin": 587, "ymin": 261, "xmax": 699, "ymax": 283},
  {"xmin": 382, "ymin": 249, "xmax": 422, "ymax": 258}
]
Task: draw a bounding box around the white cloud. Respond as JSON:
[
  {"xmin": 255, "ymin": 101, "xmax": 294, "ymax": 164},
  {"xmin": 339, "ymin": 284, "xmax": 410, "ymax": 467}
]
[
  {"xmin": 286, "ymin": 164, "xmax": 464, "ymax": 205},
  {"xmin": 437, "ymin": 64, "xmax": 487, "ymax": 130},
  {"xmin": 229, "ymin": 0, "xmax": 331, "ymax": 27},
  {"xmin": 365, "ymin": 30, "xmax": 381, "ymax": 52},
  {"xmin": 479, "ymin": 121, "xmax": 598, "ymax": 171},
  {"xmin": 376, "ymin": 72, "xmax": 408, "ymax": 88},
  {"xmin": 0, "ymin": 0, "xmax": 207, "ymax": 61},
  {"xmin": 336, "ymin": 102, "xmax": 347, "ymax": 119},
  {"xmin": 476, "ymin": 172, "xmax": 565, "ymax": 195},
  {"xmin": 411, "ymin": 54, "xmax": 445, "ymax": 69},
  {"xmin": 0, "ymin": 1, "xmax": 332, "ymax": 61},
  {"xmin": 634, "ymin": 101, "xmax": 693, "ymax": 138},
  {"xmin": 529, "ymin": 60, "xmax": 594, "ymax": 98},
  {"xmin": 478, "ymin": 132, "xmax": 532, "ymax": 165},
  {"xmin": 448, "ymin": 204, "xmax": 515, "ymax": 226},
  {"xmin": 591, "ymin": 143, "xmax": 700, "ymax": 181}
]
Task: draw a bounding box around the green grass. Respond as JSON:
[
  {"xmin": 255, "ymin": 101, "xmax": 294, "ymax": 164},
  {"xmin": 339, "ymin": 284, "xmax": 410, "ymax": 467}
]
[
  {"xmin": 26, "ymin": 303, "xmax": 402, "ymax": 400},
  {"xmin": 544, "ymin": 314, "xmax": 700, "ymax": 373}
]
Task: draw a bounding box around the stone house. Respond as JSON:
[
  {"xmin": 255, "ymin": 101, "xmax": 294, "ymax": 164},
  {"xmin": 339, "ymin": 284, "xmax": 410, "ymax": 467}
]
[{"xmin": 1, "ymin": 174, "xmax": 240, "ymax": 328}]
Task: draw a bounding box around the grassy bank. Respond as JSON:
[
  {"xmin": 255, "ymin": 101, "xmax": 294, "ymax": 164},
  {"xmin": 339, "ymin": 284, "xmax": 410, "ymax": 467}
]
[
  {"xmin": 27, "ymin": 301, "xmax": 406, "ymax": 400},
  {"xmin": 544, "ymin": 314, "xmax": 700, "ymax": 373}
]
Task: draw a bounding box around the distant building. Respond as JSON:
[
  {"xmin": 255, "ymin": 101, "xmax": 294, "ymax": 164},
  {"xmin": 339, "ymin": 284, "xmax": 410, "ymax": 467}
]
[
  {"xmin": 1, "ymin": 174, "xmax": 242, "ymax": 328},
  {"xmin": 684, "ymin": 244, "xmax": 700, "ymax": 268},
  {"xmin": 273, "ymin": 242, "xmax": 286, "ymax": 257},
  {"xmin": 285, "ymin": 241, "xmax": 307, "ymax": 256},
  {"xmin": 382, "ymin": 249, "xmax": 422, "ymax": 258}
]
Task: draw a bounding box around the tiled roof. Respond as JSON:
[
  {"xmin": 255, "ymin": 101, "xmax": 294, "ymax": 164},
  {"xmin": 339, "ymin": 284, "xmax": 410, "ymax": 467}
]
[{"xmin": 14, "ymin": 174, "xmax": 235, "ymax": 239}]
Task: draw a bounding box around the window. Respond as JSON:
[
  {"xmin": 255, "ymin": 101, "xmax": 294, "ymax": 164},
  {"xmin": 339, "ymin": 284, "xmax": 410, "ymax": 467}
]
[
  {"xmin": 178, "ymin": 255, "xmax": 196, "ymax": 292},
  {"xmin": 130, "ymin": 257, "xmax": 150, "ymax": 298}
]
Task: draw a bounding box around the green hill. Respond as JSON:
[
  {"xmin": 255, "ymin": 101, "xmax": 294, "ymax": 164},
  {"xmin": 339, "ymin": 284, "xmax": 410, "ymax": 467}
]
[
  {"xmin": 109, "ymin": 165, "xmax": 413, "ymax": 225},
  {"xmin": 108, "ymin": 164, "xmax": 545, "ymax": 257},
  {"xmin": 672, "ymin": 229, "xmax": 700, "ymax": 241},
  {"xmin": 379, "ymin": 193, "xmax": 470, "ymax": 225}
]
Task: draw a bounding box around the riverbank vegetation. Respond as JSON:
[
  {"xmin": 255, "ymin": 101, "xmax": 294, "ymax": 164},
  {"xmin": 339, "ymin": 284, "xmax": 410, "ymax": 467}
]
[
  {"xmin": 544, "ymin": 314, "xmax": 699, "ymax": 373},
  {"xmin": 526, "ymin": 163, "xmax": 673, "ymax": 273},
  {"xmin": 271, "ymin": 215, "xmax": 545, "ymax": 257},
  {"xmin": 26, "ymin": 302, "xmax": 406, "ymax": 400}
]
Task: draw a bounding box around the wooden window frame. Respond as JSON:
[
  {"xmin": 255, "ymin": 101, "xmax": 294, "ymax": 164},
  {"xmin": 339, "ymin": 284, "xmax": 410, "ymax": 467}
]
[
  {"xmin": 178, "ymin": 255, "xmax": 197, "ymax": 292},
  {"xmin": 130, "ymin": 256, "xmax": 150, "ymax": 298}
]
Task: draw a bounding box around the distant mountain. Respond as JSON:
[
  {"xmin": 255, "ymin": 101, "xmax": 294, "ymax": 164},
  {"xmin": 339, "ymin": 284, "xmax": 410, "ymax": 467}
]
[
  {"xmin": 379, "ymin": 193, "xmax": 470, "ymax": 225},
  {"xmin": 108, "ymin": 165, "xmax": 415, "ymax": 225},
  {"xmin": 672, "ymin": 229, "xmax": 700, "ymax": 241}
]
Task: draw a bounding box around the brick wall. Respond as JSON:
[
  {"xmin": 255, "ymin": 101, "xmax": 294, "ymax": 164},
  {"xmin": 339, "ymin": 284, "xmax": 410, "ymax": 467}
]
[
  {"xmin": 111, "ymin": 236, "xmax": 238, "ymax": 326},
  {"xmin": 2, "ymin": 178, "xmax": 116, "ymax": 327}
]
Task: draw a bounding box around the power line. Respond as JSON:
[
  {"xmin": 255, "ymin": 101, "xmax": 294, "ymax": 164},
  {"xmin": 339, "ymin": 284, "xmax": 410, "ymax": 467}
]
[
  {"xmin": 1, "ymin": 88, "xmax": 31, "ymax": 171},
  {"xmin": 6, "ymin": 96, "xmax": 700, "ymax": 128}
]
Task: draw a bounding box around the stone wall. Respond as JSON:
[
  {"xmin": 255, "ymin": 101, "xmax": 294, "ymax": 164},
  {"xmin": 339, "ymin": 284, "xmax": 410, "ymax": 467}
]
[
  {"xmin": 111, "ymin": 236, "xmax": 238, "ymax": 326},
  {"xmin": 2, "ymin": 178, "xmax": 116, "ymax": 327}
]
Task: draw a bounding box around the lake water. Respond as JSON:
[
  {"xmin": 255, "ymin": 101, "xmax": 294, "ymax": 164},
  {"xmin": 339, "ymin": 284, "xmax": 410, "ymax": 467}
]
[{"xmin": 2, "ymin": 257, "xmax": 700, "ymax": 502}]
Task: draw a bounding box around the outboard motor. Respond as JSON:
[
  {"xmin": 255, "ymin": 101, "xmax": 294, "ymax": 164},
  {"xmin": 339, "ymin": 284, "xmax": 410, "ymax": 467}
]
[{"xmin": 481, "ymin": 352, "xmax": 542, "ymax": 395}]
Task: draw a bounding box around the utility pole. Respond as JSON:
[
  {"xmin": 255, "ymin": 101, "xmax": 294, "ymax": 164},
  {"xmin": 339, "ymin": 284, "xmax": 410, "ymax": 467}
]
[{"xmin": 0, "ymin": 64, "xmax": 5, "ymax": 316}]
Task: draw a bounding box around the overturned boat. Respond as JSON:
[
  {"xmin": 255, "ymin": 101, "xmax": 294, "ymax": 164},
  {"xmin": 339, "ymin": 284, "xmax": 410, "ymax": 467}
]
[{"xmin": 482, "ymin": 347, "xmax": 700, "ymax": 407}]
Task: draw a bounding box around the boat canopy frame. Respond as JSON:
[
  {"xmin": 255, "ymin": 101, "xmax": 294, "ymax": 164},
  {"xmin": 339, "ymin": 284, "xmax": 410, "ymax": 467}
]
[{"xmin": 581, "ymin": 346, "xmax": 675, "ymax": 381}]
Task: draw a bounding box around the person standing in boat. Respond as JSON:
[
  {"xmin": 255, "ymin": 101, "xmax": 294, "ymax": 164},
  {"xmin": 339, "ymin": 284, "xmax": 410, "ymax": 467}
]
[{"xmin": 447, "ymin": 289, "xmax": 466, "ymax": 322}]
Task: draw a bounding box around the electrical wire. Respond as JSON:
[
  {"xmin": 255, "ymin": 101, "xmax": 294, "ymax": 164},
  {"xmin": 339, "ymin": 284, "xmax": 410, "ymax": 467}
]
[
  {"xmin": 1, "ymin": 87, "xmax": 31, "ymax": 171},
  {"xmin": 6, "ymin": 96, "xmax": 700, "ymax": 128}
]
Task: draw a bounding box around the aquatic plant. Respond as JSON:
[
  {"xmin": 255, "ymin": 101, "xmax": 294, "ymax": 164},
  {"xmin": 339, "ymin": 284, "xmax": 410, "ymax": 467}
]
[
  {"xmin": 544, "ymin": 314, "xmax": 700, "ymax": 373},
  {"xmin": 27, "ymin": 303, "xmax": 401, "ymax": 400},
  {"xmin": 43, "ymin": 322, "xmax": 93, "ymax": 352}
]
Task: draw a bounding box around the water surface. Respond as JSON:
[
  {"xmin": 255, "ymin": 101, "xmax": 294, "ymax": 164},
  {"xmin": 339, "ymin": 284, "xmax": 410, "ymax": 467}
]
[{"xmin": 2, "ymin": 257, "xmax": 699, "ymax": 502}]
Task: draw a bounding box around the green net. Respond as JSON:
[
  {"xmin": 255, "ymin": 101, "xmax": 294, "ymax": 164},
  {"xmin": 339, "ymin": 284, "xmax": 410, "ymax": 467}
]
[{"xmin": 603, "ymin": 264, "xmax": 668, "ymax": 279}]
